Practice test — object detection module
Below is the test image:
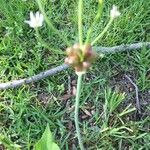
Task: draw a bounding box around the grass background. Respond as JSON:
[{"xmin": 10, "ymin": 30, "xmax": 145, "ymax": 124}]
[{"xmin": 0, "ymin": 0, "xmax": 150, "ymax": 149}]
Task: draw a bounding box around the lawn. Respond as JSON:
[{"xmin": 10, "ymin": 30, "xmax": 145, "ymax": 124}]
[{"xmin": 0, "ymin": 0, "xmax": 150, "ymax": 149}]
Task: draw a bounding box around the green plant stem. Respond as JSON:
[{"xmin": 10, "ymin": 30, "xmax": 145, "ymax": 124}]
[
  {"xmin": 85, "ymin": 0, "xmax": 103, "ymax": 44},
  {"xmin": 35, "ymin": 27, "xmax": 49, "ymax": 49},
  {"xmin": 91, "ymin": 18, "xmax": 113, "ymax": 45},
  {"xmin": 35, "ymin": 28, "xmax": 62, "ymax": 54},
  {"xmin": 78, "ymin": 0, "xmax": 83, "ymax": 46},
  {"xmin": 75, "ymin": 74, "xmax": 85, "ymax": 150},
  {"xmin": 36, "ymin": 0, "xmax": 70, "ymax": 46}
]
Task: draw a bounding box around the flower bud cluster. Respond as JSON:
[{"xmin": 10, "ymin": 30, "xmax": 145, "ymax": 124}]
[{"xmin": 65, "ymin": 44, "xmax": 96, "ymax": 74}]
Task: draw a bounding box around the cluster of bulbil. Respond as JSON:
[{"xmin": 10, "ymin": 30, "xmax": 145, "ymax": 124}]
[{"xmin": 65, "ymin": 44, "xmax": 96, "ymax": 74}]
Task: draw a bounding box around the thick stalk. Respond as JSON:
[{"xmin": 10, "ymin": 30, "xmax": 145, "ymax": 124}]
[{"xmin": 75, "ymin": 74, "xmax": 85, "ymax": 150}]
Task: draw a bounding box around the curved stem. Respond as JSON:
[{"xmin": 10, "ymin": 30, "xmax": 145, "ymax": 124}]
[
  {"xmin": 91, "ymin": 18, "xmax": 113, "ymax": 46},
  {"xmin": 36, "ymin": 0, "xmax": 70, "ymax": 46},
  {"xmin": 35, "ymin": 27, "xmax": 49, "ymax": 49},
  {"xmin": 35, "ymin": 28, "xmax": 63, "ymax": 54},
  {"xmin": 85, "ymin": 0, "xmax": 103, "ymax": 44},
  {"xmin": 78, "ymin": 0, "xmax": 83, "ymax": 46},
  {"xmin": 75, "ymin": 74, "xmax": 85, "ymax": 150}
]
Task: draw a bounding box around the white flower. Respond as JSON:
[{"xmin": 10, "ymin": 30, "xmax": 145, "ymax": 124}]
[
  {"xmin": 25, "ymin": 11, "xmax": 44, "ymax": 28},
  {"xmin": 110, "ymin": 5, "xmax": 121, "ymax": 19}
]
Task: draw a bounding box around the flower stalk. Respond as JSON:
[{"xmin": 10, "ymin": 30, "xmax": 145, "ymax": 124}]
[
  {"xmin": 36, "ymin": 0, "xmax": 70, "ymax": 46},
  {"xmin": 85, "ymin": 0, "xmax": 103, "ymax": 44},
  {"xmin": 91, "ymin": 5, "xmax": 120, "ymax": 45},
  {"xmin": 35, "ymin": 28, "xmax": 62, "ymax": 54},
  {"xmin": 35, "ymin": 27, "xmax": 49, "ymax": 49},
  {"xmin": 91, "ymin": 17, "xmax": 113, "ymax": 45}
]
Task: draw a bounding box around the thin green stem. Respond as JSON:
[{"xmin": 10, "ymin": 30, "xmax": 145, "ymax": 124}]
[
  {"xmin": 36, "ymin": 0, "xmax": 70, "ymax": 46},
  {"xmin": 35, "ymin": 27, "xmax": 49, "ymax": 49},
  {"xmin": 75, "ymin": 74, "xmax": 85, "ymax": 150},
  {"xmin": 85, "ymin": 0, "xmax": 103, "ymax": 44},
  {"xmin": 91, "ymin": 18, "xmax": 113, "ymax": 46},
  {"xmin": 35, "ymin": 28, "xmax": 63, "ymax": 54},
  {"xmin": 78, "ymin": 0, "xmax": 83, "ymax": 46}
]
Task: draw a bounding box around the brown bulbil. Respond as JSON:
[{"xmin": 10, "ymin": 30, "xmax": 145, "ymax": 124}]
[
  {"xmin": 83, "ymin": 62, "xmax": 91, "ymax": 68},
  {"xmin": 65, "ymin": 43, "xmax": 96, "ymax": 74}
]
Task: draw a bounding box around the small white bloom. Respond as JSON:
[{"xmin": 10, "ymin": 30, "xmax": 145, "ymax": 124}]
[
  {"xmin": 110, "ymin": 5, "xmax": 121, "ymax": 19},
  {"xmin": 25, "ymin": 11, "xmax": 44, "ymax": 28}
]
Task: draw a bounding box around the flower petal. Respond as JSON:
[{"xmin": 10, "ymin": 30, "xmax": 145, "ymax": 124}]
[
  {"xmin": 36, "ymin": 11, "xmax": 40, "ymax": 20},
  {"xmin": 30, "ymin": 11, "xmax": 35, "ymax": 21},
  {"xmin": 39, "ymin": 14, "xmax": 44, "ymax": 26}
]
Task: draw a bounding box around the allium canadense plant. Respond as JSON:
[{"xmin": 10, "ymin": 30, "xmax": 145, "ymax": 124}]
[
  {"xmin": 64, "ymin": 1, "xmax": 120, "ymax": 150},
  {"xmin": 26, "ymin": 0, "xmax": 121, "ymax": 150}
]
